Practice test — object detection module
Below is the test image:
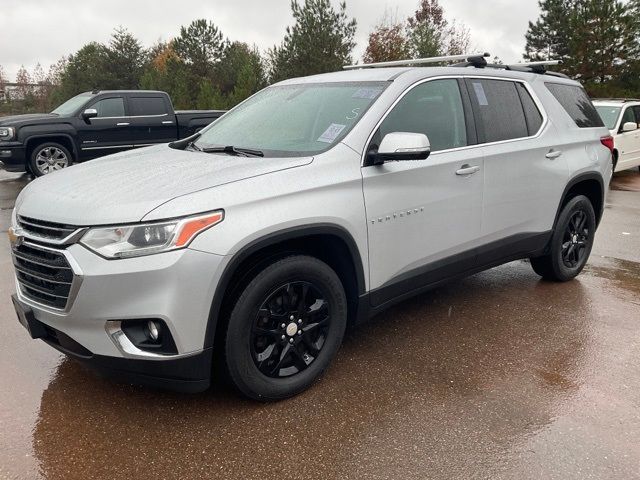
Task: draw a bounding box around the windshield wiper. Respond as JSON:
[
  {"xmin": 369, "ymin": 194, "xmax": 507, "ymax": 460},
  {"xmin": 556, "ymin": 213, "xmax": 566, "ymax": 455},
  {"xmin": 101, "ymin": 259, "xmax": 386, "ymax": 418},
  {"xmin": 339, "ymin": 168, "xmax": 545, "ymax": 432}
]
[
  {"xmin": 186, "ymin": 141, "xmax": 203, "ymax": 152},
  {"xmin": 201, "ymin": 145, "xmax": 264, "ymax": 157}
]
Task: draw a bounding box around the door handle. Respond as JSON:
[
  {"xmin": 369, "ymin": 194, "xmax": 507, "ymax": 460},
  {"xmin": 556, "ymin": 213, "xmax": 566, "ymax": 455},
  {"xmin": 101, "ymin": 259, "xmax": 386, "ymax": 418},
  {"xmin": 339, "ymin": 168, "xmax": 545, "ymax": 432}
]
[
  {"xmin": 116, "ymin": 122, "xmax": 130, "ymax": 126},
  {"xmin": 455, "ymin": 164, "xmax": 480, "ymax": 176},
  {"xmin": 162, "ymin": 121, "xmax": 174, "ymax": 125},
  {"xmin": 545, "ymin": 149, "xmax": 562, "ymax": 159}
]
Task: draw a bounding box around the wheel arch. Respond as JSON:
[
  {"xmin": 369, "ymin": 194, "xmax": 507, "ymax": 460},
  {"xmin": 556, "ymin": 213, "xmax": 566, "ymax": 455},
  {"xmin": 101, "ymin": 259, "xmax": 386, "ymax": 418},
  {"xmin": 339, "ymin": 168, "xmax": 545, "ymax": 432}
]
[
  {"xmin": 25, "ymin": 134, "xmax": 78, "ymax": 164},
  {"xmin": 203, "ymin": 224, "xmax": 367, "ymax": 350},
  {"xmin": 553, "ymin": 172, "xmax": 605, "ymax": 230}
]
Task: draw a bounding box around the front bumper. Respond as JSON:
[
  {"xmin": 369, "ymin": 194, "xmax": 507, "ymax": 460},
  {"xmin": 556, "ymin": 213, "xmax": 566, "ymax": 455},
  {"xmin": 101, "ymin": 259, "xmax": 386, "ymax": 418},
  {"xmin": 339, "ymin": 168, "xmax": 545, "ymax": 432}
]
[
  {"xmin": 13, "ymin": 242, "xmax": 226, "ymax": 392},
  {"xmin": 0, "ymin": 143, "xmax": 26, "ymax": 171}
]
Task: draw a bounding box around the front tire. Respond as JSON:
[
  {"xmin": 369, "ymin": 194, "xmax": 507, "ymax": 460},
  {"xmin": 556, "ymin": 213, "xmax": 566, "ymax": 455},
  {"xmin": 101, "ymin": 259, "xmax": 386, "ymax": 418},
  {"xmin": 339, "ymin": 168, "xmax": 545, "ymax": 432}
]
[
  {"xmin": 29, "ymin": 142, "xmax": 72, "ymax": 177},
  {"xmin": 530, "ymin": 195, "xmax": 596, "ymax": 281},
  {"xmin": 224, "ymin": 255, "xmax": 347, "ymax": 401}
]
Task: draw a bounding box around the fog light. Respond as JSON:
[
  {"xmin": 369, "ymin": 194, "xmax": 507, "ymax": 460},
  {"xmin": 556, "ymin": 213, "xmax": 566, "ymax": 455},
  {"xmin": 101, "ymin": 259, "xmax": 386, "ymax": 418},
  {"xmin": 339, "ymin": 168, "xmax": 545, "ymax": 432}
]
[
  {"xmin": 118, "ymin": 319, "xmax": 177, "ymax": 355},
  {"xmin": 147, "ymin": 320, "xmax": 160, "ymax": 341}
]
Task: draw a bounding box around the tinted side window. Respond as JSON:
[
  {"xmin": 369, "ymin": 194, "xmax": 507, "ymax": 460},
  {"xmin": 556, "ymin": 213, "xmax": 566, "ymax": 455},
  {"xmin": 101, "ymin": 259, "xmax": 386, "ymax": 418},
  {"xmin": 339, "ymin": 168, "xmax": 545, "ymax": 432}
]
[
  {"xmin": 545, "ymin": 83, "xmax": 604, "ymax": 128},
  {"xmin": 516, "ymin": 83, "xmax": 543, "ymax": 135},
  {"xmin": 129, "ymin": 96, "xmax": 169, "ymax": 116},
  {"xmin": 633, "ymin": 106, "xmax": 640, "ymax": 126},
  {"xmin": 377, "ymin": 79, "xmax": 467, "ymax": 152},
  {"xmin": 468, "ymin": 79, "xmax": 528, "ymax": 142},
  {"xmin": 92, "ymin": 97, "xmax": 125, "ymax": 117}
]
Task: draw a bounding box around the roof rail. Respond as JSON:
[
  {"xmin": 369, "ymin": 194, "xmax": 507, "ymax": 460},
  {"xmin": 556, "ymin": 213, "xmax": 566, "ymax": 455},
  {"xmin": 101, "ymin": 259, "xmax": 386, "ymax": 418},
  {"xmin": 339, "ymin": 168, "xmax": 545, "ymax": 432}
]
[
  {"xmin": 450, "ymin": 58, "xmax": 568, "ymax": 78},
  {"xmin": 509, "ymin": 60, "xmax": 562, "ymax": 68},
  {"xmin": 594, "ymin": 97, "xmax": 640, "ymax": 103},
  {"xmin": 343, "ymin": 52, "xmax": 490, "ymax": 70},
  {"xmin": 506, "ymin": 60, "xmax": 561, "ymax": 74}
]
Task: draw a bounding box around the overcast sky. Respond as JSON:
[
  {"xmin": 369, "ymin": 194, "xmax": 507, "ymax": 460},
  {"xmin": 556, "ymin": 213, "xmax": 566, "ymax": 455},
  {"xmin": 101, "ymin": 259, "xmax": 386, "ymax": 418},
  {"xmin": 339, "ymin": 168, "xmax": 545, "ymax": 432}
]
[{"xmin": 0, "ymin": 0, "xmax": 541, "ymax": 80}]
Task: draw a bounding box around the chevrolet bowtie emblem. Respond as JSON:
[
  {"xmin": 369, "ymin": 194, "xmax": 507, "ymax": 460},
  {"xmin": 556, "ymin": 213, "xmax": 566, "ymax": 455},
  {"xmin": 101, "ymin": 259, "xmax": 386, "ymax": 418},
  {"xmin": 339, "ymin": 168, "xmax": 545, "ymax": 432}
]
[{"xmin": 8, "ymin": 227, "xmax": 23, "ymax": 249}]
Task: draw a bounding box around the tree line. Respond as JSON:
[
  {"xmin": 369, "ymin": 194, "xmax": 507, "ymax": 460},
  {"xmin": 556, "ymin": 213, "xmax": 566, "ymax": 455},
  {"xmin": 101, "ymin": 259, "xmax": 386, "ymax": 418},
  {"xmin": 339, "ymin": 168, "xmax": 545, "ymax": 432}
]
[{"xmin": 1, "ymin": 0, "xmax": 639, "ymax": 116}]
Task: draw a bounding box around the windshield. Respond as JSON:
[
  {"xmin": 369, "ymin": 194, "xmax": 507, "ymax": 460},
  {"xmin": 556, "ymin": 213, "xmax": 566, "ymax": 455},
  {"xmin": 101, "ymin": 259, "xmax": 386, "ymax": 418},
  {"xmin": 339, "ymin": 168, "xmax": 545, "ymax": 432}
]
[
  {"xmin": 195, "ymin": 82, "xmax": 388, "ymax": 156},
  {"xmin": 594, "ymin": 105, "xmax": 621, "ymax": 130},
  {"xmin": 51, "ymin": 93, "xmax": 94, "ymax": 116}
]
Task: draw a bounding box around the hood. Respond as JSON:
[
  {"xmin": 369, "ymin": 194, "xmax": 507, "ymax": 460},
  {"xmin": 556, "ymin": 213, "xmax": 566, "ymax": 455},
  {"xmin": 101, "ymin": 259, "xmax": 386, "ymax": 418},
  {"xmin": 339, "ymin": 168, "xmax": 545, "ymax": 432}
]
[
  {"xmin": 16, "ymin": 144, "xmax": 312, "ymax": 225},
  {"xmin": 0, "ymin": 113, "xmax": 60, "ymax": 126}
]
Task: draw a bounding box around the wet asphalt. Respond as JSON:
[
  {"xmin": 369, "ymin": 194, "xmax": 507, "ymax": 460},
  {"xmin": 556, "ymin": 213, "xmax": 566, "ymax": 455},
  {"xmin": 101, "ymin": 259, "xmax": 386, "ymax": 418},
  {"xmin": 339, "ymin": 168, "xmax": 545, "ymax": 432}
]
[{"xmin": 0, "ymin": 169, "xmax": 639, "ymax": 480}]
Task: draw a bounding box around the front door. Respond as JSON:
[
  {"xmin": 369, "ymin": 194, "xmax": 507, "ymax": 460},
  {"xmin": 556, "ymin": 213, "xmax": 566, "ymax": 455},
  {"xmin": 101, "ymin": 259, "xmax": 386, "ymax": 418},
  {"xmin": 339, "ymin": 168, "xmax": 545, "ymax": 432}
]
[
  {"xmin": 362, "ymin": 78, "xmax": 484, "ymax": 306},
  {"xmin": 77, "ymin": 95, "xmax": 131, "ymax": 160},
  {"xmin": 616, "ymin": 106, "xmax": 640, "ymax": 170}
]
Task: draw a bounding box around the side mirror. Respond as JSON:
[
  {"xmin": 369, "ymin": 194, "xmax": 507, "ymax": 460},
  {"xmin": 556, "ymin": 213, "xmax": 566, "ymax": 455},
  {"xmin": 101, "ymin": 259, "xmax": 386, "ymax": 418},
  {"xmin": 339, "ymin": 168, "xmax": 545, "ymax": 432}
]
[
  {"xmin": 82, "ymin": 108, "xmax": 98, "ymax": 120},
  {"xmin": 622, "ymin": 121, "xmax": 637, "ymax": 132},
  {"xmin": 369, "ymin": 132, "xmax": 431, "ymax": 166}
]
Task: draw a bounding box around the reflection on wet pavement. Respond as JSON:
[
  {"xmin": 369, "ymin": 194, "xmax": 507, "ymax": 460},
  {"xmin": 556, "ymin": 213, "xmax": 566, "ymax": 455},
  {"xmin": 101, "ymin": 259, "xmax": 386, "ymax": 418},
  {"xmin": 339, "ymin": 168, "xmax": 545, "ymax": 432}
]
[
  {"xmin": 0, "ymin": 170, "xmax": 639, "ymax": 479},
  {"xmin": 23, "ymin": 262, "xmax": 640, "ymax": 479}
]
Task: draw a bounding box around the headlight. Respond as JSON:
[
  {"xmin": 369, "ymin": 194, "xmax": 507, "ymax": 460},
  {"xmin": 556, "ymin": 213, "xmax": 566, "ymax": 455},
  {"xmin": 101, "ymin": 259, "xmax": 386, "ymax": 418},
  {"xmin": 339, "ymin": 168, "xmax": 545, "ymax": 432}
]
[
  {"xmin": 0, "ymin": 127, "xmax": 15, "ymax": 140},
  {"xmin": 80, "ymin": 210, "xmax": 224, "ymax": 259}
]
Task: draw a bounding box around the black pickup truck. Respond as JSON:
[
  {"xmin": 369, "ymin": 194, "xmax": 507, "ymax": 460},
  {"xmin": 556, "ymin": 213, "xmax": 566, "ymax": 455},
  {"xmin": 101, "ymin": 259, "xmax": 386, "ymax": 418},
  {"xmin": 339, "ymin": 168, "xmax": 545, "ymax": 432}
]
[{"xmin": 0, "ymin": 90, "xmax": 225, "ymax": 176}]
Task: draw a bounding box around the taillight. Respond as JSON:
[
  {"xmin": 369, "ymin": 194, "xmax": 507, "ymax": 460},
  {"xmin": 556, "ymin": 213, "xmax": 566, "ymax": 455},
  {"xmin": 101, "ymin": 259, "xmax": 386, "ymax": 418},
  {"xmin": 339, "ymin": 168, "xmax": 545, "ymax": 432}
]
[{"xmin": 600, "ymin": 135, "xmax": 614, "ymax": 153}]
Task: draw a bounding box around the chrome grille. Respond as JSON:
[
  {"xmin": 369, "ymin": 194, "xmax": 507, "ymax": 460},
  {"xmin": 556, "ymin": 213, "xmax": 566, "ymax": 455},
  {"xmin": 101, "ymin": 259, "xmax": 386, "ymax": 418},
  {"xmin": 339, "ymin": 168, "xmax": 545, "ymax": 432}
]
[
  {"xmin": 12, "ymin": 242, "xmax": 74, "ymax": 310},
  {"xmin": 18, "ymin": 216, "xmax": 78, "ymax": 242}
]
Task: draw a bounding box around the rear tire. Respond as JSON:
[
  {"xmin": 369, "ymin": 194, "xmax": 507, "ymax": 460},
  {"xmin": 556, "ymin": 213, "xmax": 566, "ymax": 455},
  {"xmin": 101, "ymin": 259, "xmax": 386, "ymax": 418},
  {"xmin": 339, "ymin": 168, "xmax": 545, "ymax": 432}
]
[
  {"xmin": 530, "ymin": 195, "xmax": 596, "ymax": 282},
  {"xmin": 29, "ymin": 142, "xmax": 73, "ymax": 177},
  {"xmin": 224, "ymin": 255, "xmax": 347, "ymax": 401}
]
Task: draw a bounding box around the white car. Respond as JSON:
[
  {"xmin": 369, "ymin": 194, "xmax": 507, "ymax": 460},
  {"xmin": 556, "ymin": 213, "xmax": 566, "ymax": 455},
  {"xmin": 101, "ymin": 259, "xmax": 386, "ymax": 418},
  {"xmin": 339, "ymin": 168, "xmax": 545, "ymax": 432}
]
[{"xmin": 594, "ymin": 99, "xmax": 640, "ymax": 173}]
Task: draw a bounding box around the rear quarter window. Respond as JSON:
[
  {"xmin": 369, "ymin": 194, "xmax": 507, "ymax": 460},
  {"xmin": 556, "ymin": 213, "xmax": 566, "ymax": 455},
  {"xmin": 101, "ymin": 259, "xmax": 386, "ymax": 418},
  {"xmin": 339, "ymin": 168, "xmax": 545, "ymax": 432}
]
[
  {"xmin": 545, "ymin": 83, "xmax": 604, "ymax": 128},
  {"xmin": 516, "ymin": 83, "xmax": 543, "ymax": 135}
]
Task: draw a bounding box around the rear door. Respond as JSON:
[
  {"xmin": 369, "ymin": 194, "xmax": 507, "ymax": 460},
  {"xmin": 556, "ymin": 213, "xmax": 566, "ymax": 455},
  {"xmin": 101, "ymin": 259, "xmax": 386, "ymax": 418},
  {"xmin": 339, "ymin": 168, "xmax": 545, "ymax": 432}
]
[
  {"xmin": 467, "ymin": 77, "xmax": 568, "ymax": 259},
  {"xmin": 77, "ymin": 95, "xmax": 130, "ymax": 160},
  {"xmin": 361, "ymin": 78, "xmax": 484, "ymax": 305},
  {"xmin": 126, "ymin": 94, "xmax": 177, "ymax": 146}
]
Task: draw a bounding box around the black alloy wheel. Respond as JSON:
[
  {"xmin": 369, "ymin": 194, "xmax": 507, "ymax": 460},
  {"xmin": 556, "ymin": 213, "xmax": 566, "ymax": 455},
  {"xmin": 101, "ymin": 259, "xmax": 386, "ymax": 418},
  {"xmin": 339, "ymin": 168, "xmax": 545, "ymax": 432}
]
[
  {"xmin": 560, "ymin": 210, "xmax": 590, "ymax": 268},
  {"xmin": 530, "ymin": 195, "xmax": 596, "ymax": 282},
  {"xmin": 251, "ymin": 282, "xmax": 330, "ymax": 378},
  {"xmin": 224, "ymin": 255, "xmax": 347, "ymax": 400}
]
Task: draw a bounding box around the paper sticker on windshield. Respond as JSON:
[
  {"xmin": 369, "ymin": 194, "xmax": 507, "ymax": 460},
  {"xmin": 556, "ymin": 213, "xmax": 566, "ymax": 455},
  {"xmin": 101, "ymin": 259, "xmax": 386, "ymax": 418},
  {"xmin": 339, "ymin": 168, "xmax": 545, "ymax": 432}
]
[
  {"xmin": 472, "ymin": 82, "xmax": 488, "ymax": 105},
  {"xmin": 318, "ymin": 123, "xmax": 346, "ymax": 143},
  {"xmin": 352, "ymin": 87, "xmax": 383, "ymax": 99}
]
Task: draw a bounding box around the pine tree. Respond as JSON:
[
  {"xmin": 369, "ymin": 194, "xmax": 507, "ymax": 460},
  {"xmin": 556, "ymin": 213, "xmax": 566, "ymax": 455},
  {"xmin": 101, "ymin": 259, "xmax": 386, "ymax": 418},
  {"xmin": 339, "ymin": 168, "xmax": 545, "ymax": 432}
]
[
  {"xmin": 106, "ymin": 27, "xmax": 148, "ymax": 89},
  {"xmin": 173, "ymin": 19, "xmax": 227, "ymax": 80},
  {"xmin": 228, "ymin": 62, "xmax": 262, "ymax": 107},
  {"xmin": 196, "ymin": 80, "xmax": 225, "ymax": 109},
  {"xmin": 570, "ymin": 0, "xmax": 635, "ymax": 86},
  {"xmin": 217, "ymin": 42, "xmax": 266, "ymax": 99},
  {"xmin": 525, "ymin": 0, "xmax": 637, "ymax": 95},
  {"xmin": 269, "ymin": 0, "xmax": 357, "ymax": 82},
  {"xmin": 524, "ymin": 0, "xmax": 572, "ymax": 62}
]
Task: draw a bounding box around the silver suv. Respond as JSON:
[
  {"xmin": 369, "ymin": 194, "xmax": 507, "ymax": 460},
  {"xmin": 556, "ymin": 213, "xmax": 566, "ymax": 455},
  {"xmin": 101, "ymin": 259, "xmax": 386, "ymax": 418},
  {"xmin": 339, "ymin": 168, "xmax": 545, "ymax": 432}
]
[{"xmin": 9, "ymin": 55, "xmax": 613, "ymax": 400}]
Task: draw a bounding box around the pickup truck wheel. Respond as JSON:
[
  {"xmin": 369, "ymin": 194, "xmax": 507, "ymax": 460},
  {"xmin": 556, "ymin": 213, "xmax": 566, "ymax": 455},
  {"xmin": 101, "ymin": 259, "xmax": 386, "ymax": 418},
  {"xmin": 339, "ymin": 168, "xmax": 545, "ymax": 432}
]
[
  {"xmin": 224, "ymin": 255, "xmax": 347, "ymax": 401},
  {"xmin": 29, "ymin": 142, "xmax": 72, "ymax": 177},
  {"xmin": 530, "ymin": 195, "xmax": 596, "ymax": 282}
]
